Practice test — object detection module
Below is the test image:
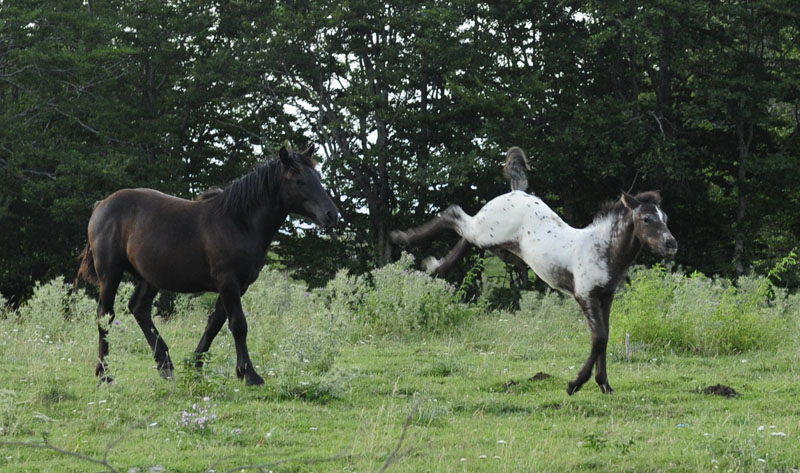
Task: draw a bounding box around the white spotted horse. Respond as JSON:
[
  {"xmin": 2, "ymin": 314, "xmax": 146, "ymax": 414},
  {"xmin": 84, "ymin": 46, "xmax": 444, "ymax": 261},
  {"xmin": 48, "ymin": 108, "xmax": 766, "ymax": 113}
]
[{"xmin": 391, "ymin": 147, "xmax": 677, "ymax": 395}]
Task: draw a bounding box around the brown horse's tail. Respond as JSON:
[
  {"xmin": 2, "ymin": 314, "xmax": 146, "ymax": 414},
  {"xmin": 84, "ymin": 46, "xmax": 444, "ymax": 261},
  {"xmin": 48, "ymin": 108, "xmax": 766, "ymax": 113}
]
[{"xmin": 76, "ymin": 244, "xmax": 99, "ymax": 287}]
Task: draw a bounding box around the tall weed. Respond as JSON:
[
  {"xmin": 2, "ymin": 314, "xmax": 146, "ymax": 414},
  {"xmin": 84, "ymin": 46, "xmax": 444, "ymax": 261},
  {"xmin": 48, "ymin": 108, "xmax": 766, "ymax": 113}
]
[
  {"xmin": 240, "ymin": 269, "xmax": 343, "ymax": 396},
  {"xmin": 13, "ymin": 277, "xmax": 97, "ymax": 343},
  {"xmin": 518, "ymin": 289, "xmax": 576, "ymax": 321},
  {"xmin": 612, "ymin": 264, "xmax": 798, "ymax": 355}
]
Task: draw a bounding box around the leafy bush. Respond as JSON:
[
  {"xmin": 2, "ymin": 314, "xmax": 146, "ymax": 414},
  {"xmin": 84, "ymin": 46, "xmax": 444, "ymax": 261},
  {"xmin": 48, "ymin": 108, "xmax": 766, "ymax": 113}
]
[
  {"xmin": 322, "ymin": 253, "xmax": 478, "ymax": 338},
  {"xmin": 612, "ymin": 263, "xmax": 799, "ymax": 355},
  {"xmin": 242, "ymin": 269, "xmax": 319, "ymax": 320},
  {"xmin": 13, "ymin": 277, "xmax": 97, "ymax": 344}
]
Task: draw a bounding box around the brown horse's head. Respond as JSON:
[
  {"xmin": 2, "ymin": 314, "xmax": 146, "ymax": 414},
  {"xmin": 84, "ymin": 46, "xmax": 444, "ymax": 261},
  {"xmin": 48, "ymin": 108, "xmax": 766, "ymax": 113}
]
[
  {"xmin": 621, "ymin": 191, "xmax": 678, "ymax": 258},
  {"xmin": 278, "ymin": 145, "xmax": 338, "ymax": 229}
]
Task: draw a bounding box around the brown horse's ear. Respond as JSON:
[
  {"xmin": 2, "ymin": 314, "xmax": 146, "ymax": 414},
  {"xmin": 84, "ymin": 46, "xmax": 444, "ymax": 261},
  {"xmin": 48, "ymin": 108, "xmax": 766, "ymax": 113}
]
[
  {"xmin": 620, "ymin": 191, "xmax": 640, "ymax": 210},
  {"xmin": 279, "ymin": 146, "xmax": 293, "ymax": 167},
  {"xmin": 303, "ymin": 144, "xmax": 315, "ymax": 157}
]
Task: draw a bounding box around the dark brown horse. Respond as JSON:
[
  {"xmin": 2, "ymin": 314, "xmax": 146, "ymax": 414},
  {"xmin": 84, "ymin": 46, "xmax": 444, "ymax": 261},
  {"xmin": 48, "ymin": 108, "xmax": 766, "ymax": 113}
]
[{"xmin": 77, "ymin": 146, "xmax": 338, "ymax": 386}]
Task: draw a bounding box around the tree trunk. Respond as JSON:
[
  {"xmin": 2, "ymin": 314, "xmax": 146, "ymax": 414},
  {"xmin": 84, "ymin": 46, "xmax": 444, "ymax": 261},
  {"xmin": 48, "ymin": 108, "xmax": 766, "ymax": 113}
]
[{"xmin": 733, "ymin": 120, "xmax": 753, "ymax": 277}]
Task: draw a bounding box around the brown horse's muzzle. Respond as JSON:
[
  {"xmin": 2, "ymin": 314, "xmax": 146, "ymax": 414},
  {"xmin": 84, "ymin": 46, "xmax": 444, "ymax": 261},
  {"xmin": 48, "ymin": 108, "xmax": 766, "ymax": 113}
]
[{"xmin": 315, "ymin": 205, "xmax": 339, "ymax": 229}]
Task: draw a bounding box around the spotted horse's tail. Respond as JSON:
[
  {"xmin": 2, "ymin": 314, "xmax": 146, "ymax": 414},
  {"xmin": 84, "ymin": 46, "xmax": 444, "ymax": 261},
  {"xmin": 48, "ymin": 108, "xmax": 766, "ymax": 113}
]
[{"xmin": 503, "ymin": 146, "xmax": 530, "ymax": 192}]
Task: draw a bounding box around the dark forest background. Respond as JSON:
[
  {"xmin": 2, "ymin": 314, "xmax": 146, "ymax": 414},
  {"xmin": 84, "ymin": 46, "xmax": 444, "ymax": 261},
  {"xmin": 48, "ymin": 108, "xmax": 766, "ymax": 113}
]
[{"xmin": 1, "ymin": 0, "xmax": 799, "ymax": 303}]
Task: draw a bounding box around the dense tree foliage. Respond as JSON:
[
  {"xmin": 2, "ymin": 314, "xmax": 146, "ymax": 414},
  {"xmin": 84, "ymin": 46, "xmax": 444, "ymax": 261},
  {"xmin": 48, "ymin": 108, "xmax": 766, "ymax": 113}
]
[{"xmin": 1, "ymin": 0, "xmax": 798, "ymax": 301}]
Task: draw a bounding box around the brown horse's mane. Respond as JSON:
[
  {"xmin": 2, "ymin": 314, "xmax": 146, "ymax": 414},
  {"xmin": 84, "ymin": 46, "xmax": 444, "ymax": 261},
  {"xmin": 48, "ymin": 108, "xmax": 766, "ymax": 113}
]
[
  {"xmin": 200, "ymin": 152, "xmax": 317, "ymax": 223},
  {"xmin": 212, "ymin": 160, "xmax": 283, "ymax": 222}
]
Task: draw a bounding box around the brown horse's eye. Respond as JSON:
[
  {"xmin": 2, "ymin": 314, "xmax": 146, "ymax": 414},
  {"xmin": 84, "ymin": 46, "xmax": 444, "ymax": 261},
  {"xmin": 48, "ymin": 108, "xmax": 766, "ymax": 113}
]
[{"xmin": 643, "ymin": 216, "xmax": 652, "ymax": 224}]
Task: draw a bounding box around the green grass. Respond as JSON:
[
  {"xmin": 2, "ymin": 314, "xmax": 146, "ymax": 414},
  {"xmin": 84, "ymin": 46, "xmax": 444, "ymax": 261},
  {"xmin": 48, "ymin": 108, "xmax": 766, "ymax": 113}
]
[{"xmin": 1, "ymin": 264, "xmax": 799, "ymax": 472}]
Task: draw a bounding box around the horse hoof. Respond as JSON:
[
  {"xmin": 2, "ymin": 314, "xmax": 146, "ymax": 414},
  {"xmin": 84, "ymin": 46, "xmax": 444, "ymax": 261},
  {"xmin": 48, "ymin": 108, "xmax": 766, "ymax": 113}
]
[
  {"xmin": 159, "ymin": 367, "xmax": 175, "ymax": 380},
  {"xmin": 422, "ymin": 256, "xmax": 441, "ymax": 273},
  {"xmin": 245, "ymin": 373, "xmax": 265, "ymax": 386},
  {"xmin": 566, "ymin": 381, "xmax": 580, "ymax": 395},
  {"xmin": 97, "ymin": 375, "xmax": 113, "ymax": 387},
  {"xmin": 600, "ymin": 384, "xmax": 615, "ymax": 395},
  {"xmin": 390, "ymin": 230, "xmax": 409, "ymax": 246}
]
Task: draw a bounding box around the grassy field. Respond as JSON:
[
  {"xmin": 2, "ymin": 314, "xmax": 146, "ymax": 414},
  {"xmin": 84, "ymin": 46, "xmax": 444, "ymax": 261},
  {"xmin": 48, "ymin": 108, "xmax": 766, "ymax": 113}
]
[{"xmin": 1, "ymin": 260, "xmax": 799, "ymax": 472}]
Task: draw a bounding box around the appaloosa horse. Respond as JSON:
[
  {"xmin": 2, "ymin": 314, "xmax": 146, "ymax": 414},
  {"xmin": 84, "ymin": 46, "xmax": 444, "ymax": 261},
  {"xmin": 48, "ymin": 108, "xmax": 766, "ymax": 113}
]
[
  {"xmin": 77, "ymin": 146, "xmax": 338, "ymax": 386},
  {"xmin": 391, "ymin": 148, "xmax": 677, "ymax": 394}
]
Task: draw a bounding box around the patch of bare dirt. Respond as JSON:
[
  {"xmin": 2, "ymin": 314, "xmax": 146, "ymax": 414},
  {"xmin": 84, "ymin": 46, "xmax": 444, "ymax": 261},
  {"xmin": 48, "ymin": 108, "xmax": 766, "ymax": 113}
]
[
  {"xmin": 529, "ymin": 372, "xmax": 552, "ymax": 381},
  {"xmin": 503, "ymin": 372, "xmax": 552, "ymax": 392},
  {"xmin": 703, "ymin": 384, "xmax": 738, "ymax": 398}
]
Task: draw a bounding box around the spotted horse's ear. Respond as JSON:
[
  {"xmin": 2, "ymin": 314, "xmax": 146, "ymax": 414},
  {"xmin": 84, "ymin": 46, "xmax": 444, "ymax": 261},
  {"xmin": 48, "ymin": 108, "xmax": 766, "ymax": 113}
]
[
  {"xmin": 635, "ymin": 190, "xmax": 663, "ymax": 206},
  {"xmin": 620, "ymin": 191, "xmax": 640, "ymax": 211}
]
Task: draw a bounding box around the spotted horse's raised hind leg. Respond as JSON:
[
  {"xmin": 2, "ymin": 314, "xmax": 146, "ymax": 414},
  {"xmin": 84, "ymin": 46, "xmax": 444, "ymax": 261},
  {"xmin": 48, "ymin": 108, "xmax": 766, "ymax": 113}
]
[{"xmin": 390, "ymin": 205, "xmax": 469, "ymax": 248}]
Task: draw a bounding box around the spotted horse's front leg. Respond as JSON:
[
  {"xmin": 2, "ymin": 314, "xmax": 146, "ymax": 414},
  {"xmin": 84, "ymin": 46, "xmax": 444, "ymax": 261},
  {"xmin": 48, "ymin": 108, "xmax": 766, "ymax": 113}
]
[{"xmin": 568, "ymin": 293, "xmax": 613, "ymax": 395}]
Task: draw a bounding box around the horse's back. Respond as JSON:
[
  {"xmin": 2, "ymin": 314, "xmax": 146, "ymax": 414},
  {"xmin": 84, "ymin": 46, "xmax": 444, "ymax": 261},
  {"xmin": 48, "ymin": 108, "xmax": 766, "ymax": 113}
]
[
  {"xmin": 88, "ymin": 188, "xmax": 217, "ymax": 292},
  {"xmin": 477, "ymin": 192, "xmax": 581, "ymax": 293},
  {"xmin": 89, "ymin": 189, "xmax": 198, "ymax": 244},
  {"xmin": 470, "ymin": 191, "xmax": 565, "ymax": 244}
]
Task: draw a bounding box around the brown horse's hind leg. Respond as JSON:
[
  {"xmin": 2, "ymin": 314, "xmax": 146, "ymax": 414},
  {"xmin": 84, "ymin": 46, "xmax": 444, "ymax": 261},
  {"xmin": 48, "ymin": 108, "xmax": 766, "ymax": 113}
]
[
  {"xmin": 128, "ymin": 281, "xmax": 174, "ymax": 380},
  {"xmin": 96, "ymin": 271, "xmax": 122, "ymax": 385},
  {"xmin": 192, "ymin": 297, "xmax": 226, "ymax": 369}
]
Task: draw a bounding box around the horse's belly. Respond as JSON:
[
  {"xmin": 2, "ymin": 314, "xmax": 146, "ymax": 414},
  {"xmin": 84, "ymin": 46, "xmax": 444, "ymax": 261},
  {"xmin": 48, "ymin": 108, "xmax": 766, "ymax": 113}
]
[
  {"xmin": 126, "ymin": 235, "xmax": 216, "ymax": 292},
  {"xmin": 518, "ymin": 233, "xmax": 578, "ymax": 294}
]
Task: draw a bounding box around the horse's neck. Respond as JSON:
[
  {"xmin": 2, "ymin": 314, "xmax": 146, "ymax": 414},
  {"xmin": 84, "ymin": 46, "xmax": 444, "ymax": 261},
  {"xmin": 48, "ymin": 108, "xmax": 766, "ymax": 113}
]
[
  {"xmin": 250, "ymin": 201, "xmax": 289, "ymax": 248},
  {"xmin": 593, "ymin": 212, "xmax": 642, "ymax": 282}
]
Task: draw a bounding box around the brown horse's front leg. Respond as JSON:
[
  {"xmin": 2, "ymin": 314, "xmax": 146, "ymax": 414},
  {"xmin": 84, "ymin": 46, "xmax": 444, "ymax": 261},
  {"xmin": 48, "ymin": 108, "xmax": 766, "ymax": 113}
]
[{"xmin": 220, "ymin": 287, "xmax": 264, "ymax": 386}]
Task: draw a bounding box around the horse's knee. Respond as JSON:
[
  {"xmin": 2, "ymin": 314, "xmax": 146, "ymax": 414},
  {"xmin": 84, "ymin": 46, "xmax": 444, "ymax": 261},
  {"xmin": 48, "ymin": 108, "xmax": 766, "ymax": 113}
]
[
  {"xmin": 440, "ymin": 205, "xmax": 464, "ymax": 222},
  {"xmin": 96, "ymin": 307, "xmax": 115, "ymax": 327},
  {"xmin": 390, "ymin": 229, "xmax": 411, "ymax": 246},
  {"xmin": 593, "ymin": 334, "xmax": 608, "ymax": 350},
  {"xmin": 228, "ymin": 315, "xmax": 248, "ymax": 338}
]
